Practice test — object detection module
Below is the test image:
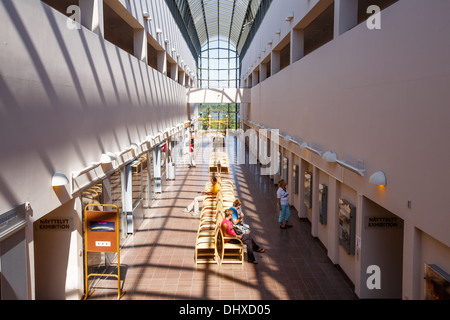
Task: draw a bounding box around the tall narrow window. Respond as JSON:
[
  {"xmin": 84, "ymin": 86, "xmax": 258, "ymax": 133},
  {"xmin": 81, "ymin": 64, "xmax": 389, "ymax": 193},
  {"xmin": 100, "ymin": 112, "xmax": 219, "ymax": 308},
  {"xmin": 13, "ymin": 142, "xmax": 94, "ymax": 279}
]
[{"xmin": 198, "ymin": 37, "xmax": 240, "ymax": 89}]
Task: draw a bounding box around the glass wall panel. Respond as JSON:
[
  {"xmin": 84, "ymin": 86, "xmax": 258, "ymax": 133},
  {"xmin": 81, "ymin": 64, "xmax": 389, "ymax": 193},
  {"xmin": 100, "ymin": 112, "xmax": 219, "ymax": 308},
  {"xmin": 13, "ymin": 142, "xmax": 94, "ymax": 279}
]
[{"xmin": 198, "ymin": 36, "xmax": 240, "ymax": 89}]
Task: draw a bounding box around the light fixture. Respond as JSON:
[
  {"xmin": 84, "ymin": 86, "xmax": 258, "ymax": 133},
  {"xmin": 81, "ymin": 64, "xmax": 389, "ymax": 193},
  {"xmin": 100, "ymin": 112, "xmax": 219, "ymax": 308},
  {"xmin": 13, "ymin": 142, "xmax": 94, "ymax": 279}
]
[
  {"xmin": 165, "ymin": 39, "xmax": 170, "ymax": 44},
  {"xmin": 143, "ymin": 12, "xmax": 152, "ymax": 21},
  {"xmin": 275, "ymin": 29, "xmax": 281, "ymax": 35},
  {"xmin": 322, "ymin": 151, "xmax": 338, "ymax": 163},
  {"xmin": 267, "ymin": 39, "xmax": 273, "ymax": 45},
  {"xmin": 369, "ymin": 171, "xmax": 387, "ymax": 186},
  {"xmin": 285, "ymin": 13, "xmax": 294, "ymax": 21},
  {"xmin": 156, "ymin": 28, "xmax": 162, "ymax": 34},
  {"xmin": 336, "ymin": 160, "xmax": 366, "ymax": 176},
  {"xmin": 306, "ymin": 146, "xmax": 323, "ymax": 156},
  {"xmin": 72, "ymin": 162, "xmax": 101, "ymax": 179},
  {"xmin": 52, "ymin": 173, "xmax": 69, "ymax": 187},
  {"xmin": 289, "ymin": 138, "xmax": 302, "ymax": 147},
  {"xmin": 300, "ymin": 142, "xmax": 308, "ymax": 149},
  {"xmin": 130, "ymin": 143, "xmax": 139, "ymax": 157},
  {"xmin": 101, "ymin": 152, "xmax": 116, "ymax": 164}
]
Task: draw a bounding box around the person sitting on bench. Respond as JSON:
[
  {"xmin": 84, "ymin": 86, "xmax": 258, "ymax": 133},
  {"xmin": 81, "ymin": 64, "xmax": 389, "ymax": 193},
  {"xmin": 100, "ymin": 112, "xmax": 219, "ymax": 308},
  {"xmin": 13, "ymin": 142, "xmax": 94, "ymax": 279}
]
[
  {"xmin": 221, "ymin": 209, "xmax": 264, "ymax": 264},
  {"xmin": 183, "ymin": 176, "xmax": 219, "ymax": 216}
]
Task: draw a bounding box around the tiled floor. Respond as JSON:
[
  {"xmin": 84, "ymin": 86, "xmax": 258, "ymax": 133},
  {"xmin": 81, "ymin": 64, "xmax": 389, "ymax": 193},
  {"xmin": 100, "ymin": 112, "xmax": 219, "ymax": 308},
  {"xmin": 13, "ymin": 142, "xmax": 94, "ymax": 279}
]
[{"xmin": 89, "ymin": 133, "xmax": 357, "ymax": 300}]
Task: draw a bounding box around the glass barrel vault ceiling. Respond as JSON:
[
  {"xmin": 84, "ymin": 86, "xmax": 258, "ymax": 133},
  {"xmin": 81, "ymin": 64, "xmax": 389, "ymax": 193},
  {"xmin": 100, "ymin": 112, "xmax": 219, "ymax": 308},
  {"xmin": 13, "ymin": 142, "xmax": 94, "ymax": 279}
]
[{"xmin": 173, "ymin": 0, "xmax": 264, "ymax": 55}]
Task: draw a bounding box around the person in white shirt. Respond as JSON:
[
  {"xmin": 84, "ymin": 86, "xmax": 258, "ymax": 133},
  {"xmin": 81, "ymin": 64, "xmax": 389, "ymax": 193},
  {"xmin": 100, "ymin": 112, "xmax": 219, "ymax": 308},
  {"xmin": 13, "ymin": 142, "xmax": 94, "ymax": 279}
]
[{"xmin": 277, "ymin": 179, "xmax": 292, "ymax": 229}]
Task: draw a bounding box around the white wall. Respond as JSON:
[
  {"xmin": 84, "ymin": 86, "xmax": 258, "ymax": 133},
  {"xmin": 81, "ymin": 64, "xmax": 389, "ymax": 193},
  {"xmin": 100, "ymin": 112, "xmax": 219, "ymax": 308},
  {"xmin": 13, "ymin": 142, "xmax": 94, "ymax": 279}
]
[
  {"xmin": 241, "ymin": 0, "xmax": 450, "ymax": 299},
  {"xmin": 0, "ymin": 0, "xmax": 196, "ymax": 299}
]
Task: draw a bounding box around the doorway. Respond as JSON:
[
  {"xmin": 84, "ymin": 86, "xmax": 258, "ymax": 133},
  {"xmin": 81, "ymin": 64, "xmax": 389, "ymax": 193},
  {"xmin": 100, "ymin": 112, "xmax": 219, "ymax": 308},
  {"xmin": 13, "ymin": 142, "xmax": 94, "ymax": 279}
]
[{"xmin": 360, "ymin": 197, "xmax": 404, "ymax": 298}]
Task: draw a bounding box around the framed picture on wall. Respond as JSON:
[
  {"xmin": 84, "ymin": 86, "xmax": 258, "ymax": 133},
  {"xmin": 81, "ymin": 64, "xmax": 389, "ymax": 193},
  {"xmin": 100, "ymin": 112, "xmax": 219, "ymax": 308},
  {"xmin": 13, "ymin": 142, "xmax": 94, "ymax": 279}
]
[
  {"xmin": 338, "ymin": 198, "xmax": 356, "ymax": 255},
  {"xmin": 304, "ymin": 171, "xmax": 312, "ymax": 209},
  {"xmin": 283, "ymin": 157, "xmax": 289, "ymax": 184},
  {"xmin": 293, "ymin": 164, "xmax": 299, "ymax": 195},
  {"xmin": 319, "ymin": 184, "xmax": 328, "ymax": 225},
  {"xmin": 425, "ymin": 264, "xmax": 450, "ymax": 300}
]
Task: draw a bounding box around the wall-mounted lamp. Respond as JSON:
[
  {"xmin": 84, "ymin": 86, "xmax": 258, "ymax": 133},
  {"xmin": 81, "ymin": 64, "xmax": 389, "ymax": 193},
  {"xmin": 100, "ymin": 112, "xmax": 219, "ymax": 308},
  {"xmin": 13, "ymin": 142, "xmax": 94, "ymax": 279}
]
[
  {"xmin": 369, "ymin": 171, "xmax": 387, "ymax": 186},
  {"xmin": 100, "ymin": 152, "xmax": 116, "ymax": 164},
  {"xmin": 307, "ymin": 146, "xmax": 323, "ymax": 156},
  {"xmin": 267, "ymin": 39, "xmax": 273, "ymax": 45},
  {"xmin": 52, "ymin": 173, "xmax": 69, "ymax": 187},
  {"xmin": 275, "ymin": 29, "xmax": 281, "ymax": 35},
  {"xmin": 280, "ymin": 134, "xmax": 291, "ymax": 141},
  {"xmin": 156, "ymin": 28, "xmax": 162, "ymax": 34},
  {"xmin": 285, "ymin": 13, "xmax": 294, "ymax": 21},
  {"xmin": 72, "ymin": 162, "xmax": 101, "ymax": 179},
  {"xmin": 165, "ymin": 39, "xmax": 170, "ymax": 45},
  {"xmin": 299, "ymin": 141, "xmax": 322, "ymax": 156},
  {"xmin": 322, "ymin": 151, "xmax": 338, "ymax": 163},
  {"xmin": 336, "ymin": 160, "xmax": 366, "ymax": 176},
  {"xmin": 143, "ymin": 12, "xmax": 152, "ymax": 21},
  {"xmin": 288, "ymin": 138, "xmax": 302, "ymax": 147}
]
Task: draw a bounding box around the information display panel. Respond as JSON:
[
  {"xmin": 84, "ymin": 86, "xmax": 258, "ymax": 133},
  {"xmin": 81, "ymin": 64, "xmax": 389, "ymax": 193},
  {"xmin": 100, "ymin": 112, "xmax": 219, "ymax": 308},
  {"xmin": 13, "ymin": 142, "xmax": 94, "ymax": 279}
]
[
  {"xmin": 85, "ymin": 209, "xmax": 118, "ymax": 253},
  {"xmin": 84, "ymin": 204, "xmax": 124, "ymax": 299}
]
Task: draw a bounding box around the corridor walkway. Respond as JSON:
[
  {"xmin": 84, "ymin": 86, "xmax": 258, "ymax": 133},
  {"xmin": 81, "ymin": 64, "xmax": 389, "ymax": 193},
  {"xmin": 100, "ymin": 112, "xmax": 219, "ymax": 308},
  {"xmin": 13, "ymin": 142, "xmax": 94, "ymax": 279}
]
[{"xmin": 89, "ymin": 133, "xmax": 357, "ymax": 300}]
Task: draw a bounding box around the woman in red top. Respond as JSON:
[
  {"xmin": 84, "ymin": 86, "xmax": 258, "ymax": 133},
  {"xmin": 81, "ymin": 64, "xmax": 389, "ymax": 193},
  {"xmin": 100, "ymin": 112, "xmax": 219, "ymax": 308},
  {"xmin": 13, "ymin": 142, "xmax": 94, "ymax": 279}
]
[{"xmin": 221, "ymin": 209, "xmax": 264, "ymax": 264}]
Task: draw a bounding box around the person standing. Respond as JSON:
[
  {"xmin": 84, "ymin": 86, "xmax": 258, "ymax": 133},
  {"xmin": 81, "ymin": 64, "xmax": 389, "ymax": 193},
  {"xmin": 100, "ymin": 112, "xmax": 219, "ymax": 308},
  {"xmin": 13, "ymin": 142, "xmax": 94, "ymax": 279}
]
[
  {"xmin": 189, "ymin": 138, "xmax": 196, "ymax": 168},
  {"xmin": 277, "ymin": 179, "xmax": 292, "ymax": 229}
]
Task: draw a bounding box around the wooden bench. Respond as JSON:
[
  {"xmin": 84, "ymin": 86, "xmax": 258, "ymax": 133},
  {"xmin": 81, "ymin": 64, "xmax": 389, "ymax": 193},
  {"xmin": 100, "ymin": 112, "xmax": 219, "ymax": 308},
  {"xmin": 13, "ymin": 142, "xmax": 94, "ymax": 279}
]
[
  {"xmin": 217, "ymin": 227, "xmax": 244, "ymax": 265},
  {"xmin": 209, "ymin": 152, "xmax": 230, "ymax": 174},
  {"xmin": 195, "ymin": 203, "xmax": 223, "ymax": 264},
  {"xmin": 194, "ymin": 152, "xmax": 243, "ymax": 265}
]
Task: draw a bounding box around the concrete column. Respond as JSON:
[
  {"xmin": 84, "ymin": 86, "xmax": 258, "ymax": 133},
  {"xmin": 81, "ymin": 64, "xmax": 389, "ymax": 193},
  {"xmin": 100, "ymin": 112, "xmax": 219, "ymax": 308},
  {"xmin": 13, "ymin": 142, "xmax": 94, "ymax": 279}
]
[
  {"xmin": 298, "ymin": 159, "xmax": 308, "ymax": 218},
  {"xmin": 185, "ymin": 74, "xmax": 191, "ymax": 87},
  {"xmin": 134, "ymin": 28, "xmax": 147, "ymax": 62},
  {"xmin": 288, "ymin": 151, "xmax": 295, "ymax": 207},
  {"xmin": 354, "ymin": 192, "xmax": 364, "ymax": 298},
  {"xmin": 178, "ymin": 70, "xmax": 185, "ymax": 86},
  {"xmin": 334, "ymin": 0, "xmax": 358, "ymax": 37},
  {"xmin": 260, "ymin": 62, "xmax": 267, "ymax": 82},
  {"xmin": 252, "ymin": 70, "xmax": 259, "ymax": 87},
  {"xmin": 271, "ymin": 50, "xmax": 280, "ymax": 75},
  {"xmin": 291, "ymin": 28, "xmax": 304, "ymax": 63},
  {"xmin": 327, "ymin": 176, "xmax": 340, "ymax": 264},
  {"xmin": 402, "ymin": 221, "xmax": 421, "ymax": 300},
  {"xmin": 170, "ymin": 63, "xmax": 178, "ymax": 82},
  {"xmin": 311, "ymin": 166, "xmax": 320, "ymax": 237},
  {"xmin": 79, "ymin": 0, "xmax": 103, "ymax": 35},
  {"xmin": 157, "ymin": 50, "xmax": 167, "ymax": 75}
]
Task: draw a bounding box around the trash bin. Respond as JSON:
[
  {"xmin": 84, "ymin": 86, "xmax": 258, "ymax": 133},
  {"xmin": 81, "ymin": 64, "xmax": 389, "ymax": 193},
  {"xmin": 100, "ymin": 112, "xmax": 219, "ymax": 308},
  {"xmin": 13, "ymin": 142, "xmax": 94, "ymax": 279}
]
[{"xmin": 167, "ymin": 162, "xmax": 176, "ymax": 180}]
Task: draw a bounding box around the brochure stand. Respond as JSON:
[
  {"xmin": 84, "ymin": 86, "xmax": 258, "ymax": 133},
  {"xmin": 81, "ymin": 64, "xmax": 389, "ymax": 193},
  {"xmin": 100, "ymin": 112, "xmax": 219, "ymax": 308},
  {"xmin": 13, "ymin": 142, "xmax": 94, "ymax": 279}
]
[{"xmin": 83, "ymin": 204, "xmax": 125, "ymax": 300}]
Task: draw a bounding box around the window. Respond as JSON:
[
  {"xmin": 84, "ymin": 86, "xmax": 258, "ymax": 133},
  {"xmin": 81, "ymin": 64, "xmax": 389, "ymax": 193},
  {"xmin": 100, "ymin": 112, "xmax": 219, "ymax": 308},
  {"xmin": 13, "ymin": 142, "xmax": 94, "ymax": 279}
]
[
  {"xmin": 41, "ymin": 0, "xmax": 79, "ymax": 17},
  {"xmin": 103, "ymin": 2, "xmax": 134, "ymax": 56},
  {"xmin": 357, "ymin": 0, "xmax": 399, "ymax": 24},
  {"xmin": 198, "ymin": 37, "xmax": 240, "ymax": 89},
  {"xmin": 304, "ymin": 3, "xmax": 334, "ymax": 56},
  {"xmin": 199, "ymin": 104, "xmax": 240, "ymax": 131},
  {"xmin": 279, "ymin": 43, "xmax": 291, "ymax": 71}
]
